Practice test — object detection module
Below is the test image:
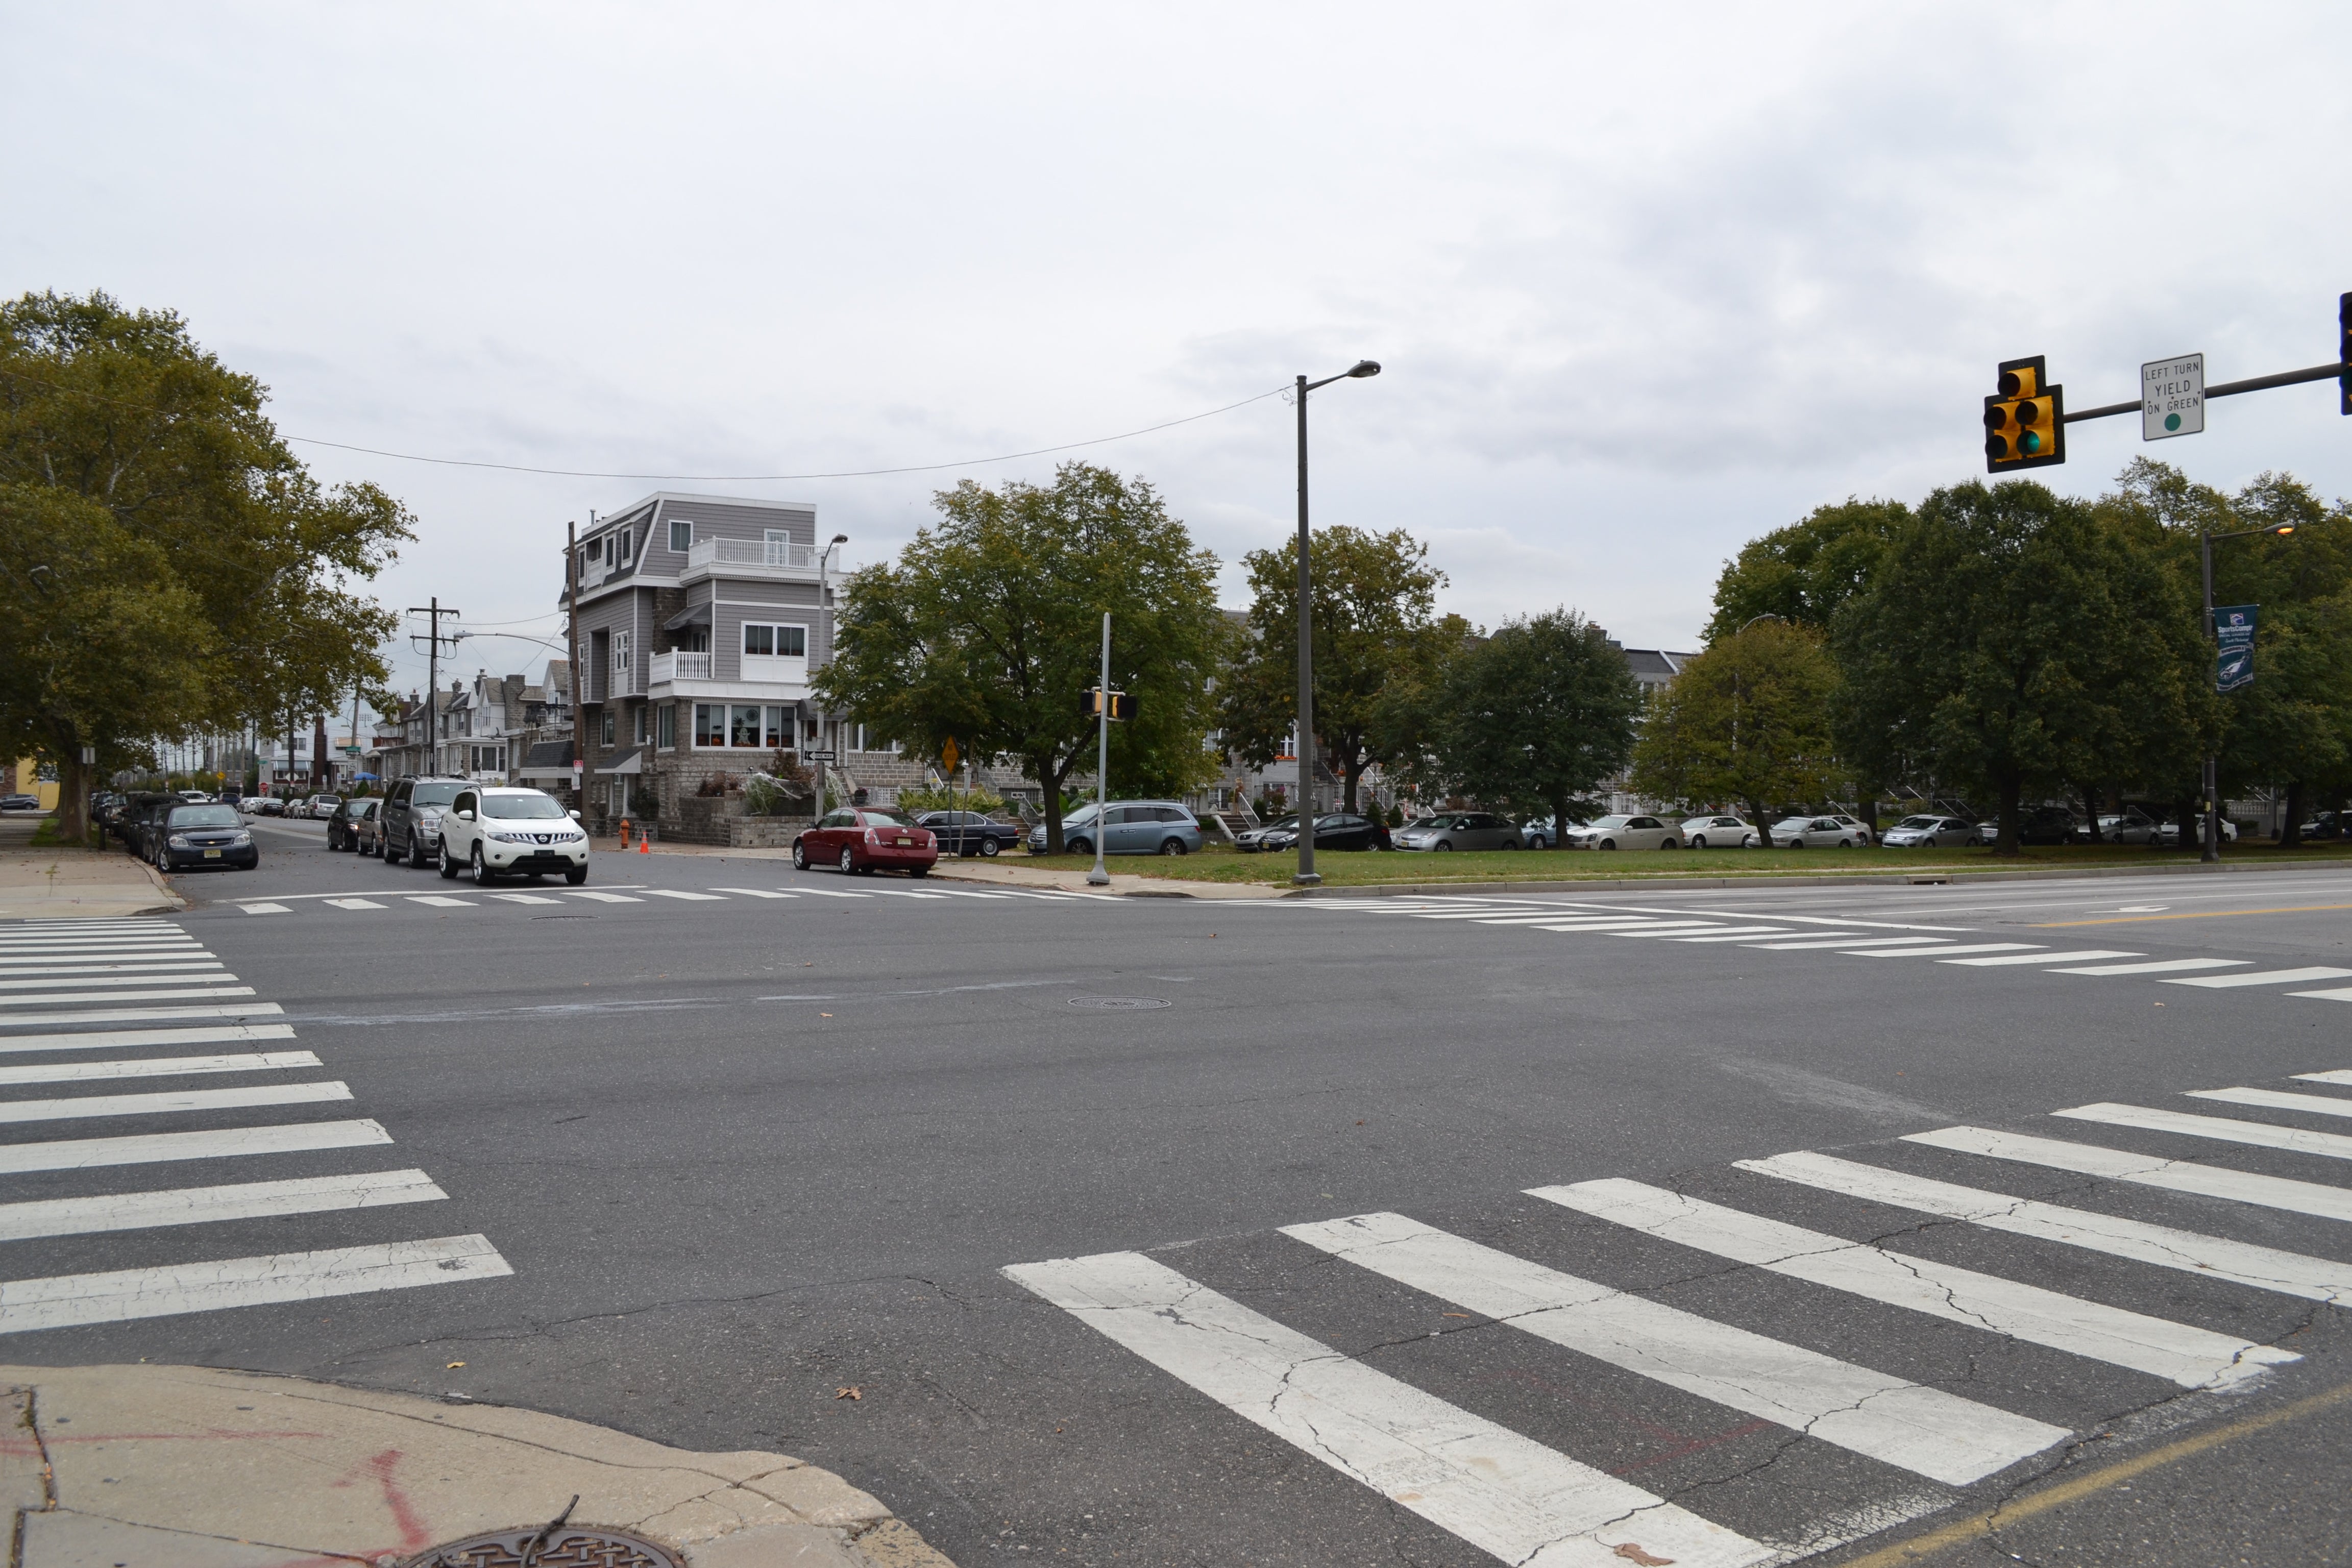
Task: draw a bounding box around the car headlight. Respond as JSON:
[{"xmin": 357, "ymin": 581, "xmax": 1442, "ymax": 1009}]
[
  {"xmin": 229, "ymin": 831, "xmax": 252, "ymax": 845},
  {"xmin": 168, "ymin": 834, "xmax": 192, "ymax": 848}
]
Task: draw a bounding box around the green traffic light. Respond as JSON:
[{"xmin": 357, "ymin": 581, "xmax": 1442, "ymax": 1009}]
[{"xmin": 2020, "ymin": 430, "xmax": 2042, "ymax": 455}]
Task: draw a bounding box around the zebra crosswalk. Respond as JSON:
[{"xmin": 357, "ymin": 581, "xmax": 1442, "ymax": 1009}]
[
  {"xmin": 1314, "ymin": 894, "xmax": 2352, "ymax": 1012},
  {"xmin": 223, "ymin": 880, "xmax": 1117, "ymax": 917},
  {"xmin": 0, "ymin": 917, "xmax": 509, "ymax": 1335},
  {"xmin": 1006, "ymin": 1062, "xmax": 2352, "ymax": 1563}
]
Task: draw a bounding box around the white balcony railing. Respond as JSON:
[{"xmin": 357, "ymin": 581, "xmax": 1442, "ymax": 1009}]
[
  {"xmin": 684, "ymin": 537, "xmax": 821, "ymax": 575},
  {"xmin": 649, "ymin": 650, "xmax": 713, "ymax": 684}
]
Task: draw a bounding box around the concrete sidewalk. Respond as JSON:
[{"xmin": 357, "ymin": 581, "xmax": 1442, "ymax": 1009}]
[
  {"xmin": 0, "ymin": 818, "xmax": 181, "ymax": 920},
  {"xmin": 4, "ymin": 1362, "xmax": 953, "ymax": 1568}
]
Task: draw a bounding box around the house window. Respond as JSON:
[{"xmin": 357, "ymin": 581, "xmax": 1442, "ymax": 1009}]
[
  {"xmin": 765, "ymin": 706, "xmax": 787, "ymax": 747},
  {"xmin": 694, "ymin": 703, "xmax": 724, "ymax": 747},
  {"xmin": 851, "ymin": 725, "xmax": 897, "ymax": 754},
  {"xmin": 616, "ymin": 528, "xmax": 633, "ymax": 564},
  {"xmin": 669, "ymin": 519, "xmax": 692, "ymax": 552},
  {"xmin": 600, "ymin": 711, "xmax": 616, "ymax": 746},
  {"xmin": 729, "ymin": 704, "xmax": 763, "ymax": 747},
  {"xmin": 658, "ymin": 704, "xmax": 677, "ymax": 749},
  {"xmin": 634, "ymin": 706, "xmax": 649, "ymax": 745},
  {"xmin": 741, "ymin": 623, "xmax": 807, "ymax": 658}
]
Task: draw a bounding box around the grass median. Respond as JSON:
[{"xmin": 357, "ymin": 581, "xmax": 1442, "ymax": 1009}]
[{"xmin": 1007, "ymin": 839, "xmax": 2352, "ymax": 886}]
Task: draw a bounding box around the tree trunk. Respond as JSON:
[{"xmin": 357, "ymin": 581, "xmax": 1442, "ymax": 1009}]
[
  {"xmin": 1550, "ymin": 790, "xmax": 1570, "ymax": 850},
  {"xmin": 2282, "ymin": 780, "xmax": 2306, "ymax": 847},
  {"xmin": 1995, "ymin": 770, "xmax": 2022, "ymax": 856},
  {"xmin": 53, "ymin": 737, "xmax": 88, "ymax": 844},
  {"xmin": 1859, "ymin": 796, "xmax": 1878, "ymax": 844},
  {"xmin": 1747, "ymin": 798, "xmax": 1774, "ymax": 850},
  {"xmin": 1037, "ymin": 756, "xmax": 1068, "ymax": 853},
  {"xmin": 2080, "ymin": 782, "xmax": 2102, "ymax": 844},
  {"xmin": 1342, "ymin": 753, "xmax": 1363, "ymax": 815}
]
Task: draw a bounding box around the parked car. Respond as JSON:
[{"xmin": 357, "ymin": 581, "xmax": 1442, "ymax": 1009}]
[
  {"xmin": 434, "ymin": 785, "xmax": 590, "ymax": 885},
  {"xmin": 2089, "ymin": 808, "xmax": 2160, "ymax": 845},
  {"xmin": 119, "ymin": 793, "xmax": 177, "ymax": 855},
  {"xmin": 176, "ymin": 789, "xmax": 211, "ymax": 804},
  {"xmin": 378, "ymin": 776, "xmax": 469, "ymax": 867},
  {"xmin": 148, "ymin": 801, "xmax": 258, "ymax": 871},
  {"xmin": 1563, "ymin": 814, "xmax": 1679, "ymax": 850},
  {"xmin": 0, "ymin": 794, "xmax": 40, "ymax": 813},
  {"xmin": 797, "ymin": 806, "xmax": 940, "ymax": 875},
  {"xmin": 1517, "ymin": 815, "xmax": 1585, "ymax": 849},
  {"xmin": 2294, "ymin": 811, "xmax": 2347, "ymax": 841},
  {"xmin": 1241, "ymin": 813, "xmax": 1391, "ymax": 852},
  {"xmin": 246, "ymin": 795, "xmax": 285, "ymax": 816},
  {"xmin": 1877, "ymin": 815, "xmax": 1982, "ymax": 848},
  {"xmin": 1768, "ymin": 815, "xmax": 1867, "ymax": 848},
  {"xmin": 304, "ymin": 793, "xmax": 344, "ymax": 821},
  {"xmin": 913, "ymin": 811, "xmax": 1023, "ymax": 857},
  {"xmin": 326, "ymin": 797, "xmax": 380, "ymax": 852},
  {"xmin": 1680, "ymin": 814, "xmax": 1758, "ymax": 849},
  {"xmin": 1024, "ymin": 800, "xmax": 1205, "ymax": 856},
  {"xmin": 1395, "ymin": 812, "xmax": 1523, "ymax": 851},
  {"xmin": 351, "ymin": 798, "xmax": 386, "ymax": 857},
  {"xmin": 1235, "ymin": 815, "xmax": 1300, "ymax": 852},
  {"xmin": 2156, "ymin": 816, "xmax": 2239, "ymax": 846},
  {"xmin": 1976, "ymin": 805, "xmax": 2082, "ymax": 846}
]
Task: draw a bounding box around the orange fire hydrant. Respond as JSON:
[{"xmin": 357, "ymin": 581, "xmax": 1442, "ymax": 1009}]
[{"xmin": 619, "ymin": 817, "xmax": 632, "ymax": 848}]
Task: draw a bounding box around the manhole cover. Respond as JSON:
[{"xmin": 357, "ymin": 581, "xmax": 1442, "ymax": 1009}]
[
  {"xmin": 400, "ymin": 1524, "xmax": 682, "ymax": 1568},
  {"xmin": 1068, "ymin": 995, "xmax": 1171, "ymax": 1010}
]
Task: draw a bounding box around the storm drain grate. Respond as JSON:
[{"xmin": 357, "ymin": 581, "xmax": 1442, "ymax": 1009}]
[
  {"xmin": 1067, "ymin": 996, "xmax": 1171, "ymax": 1010},
  {"xmin": 400, "ymin": 1524, "xmax": 683, "ymax": 1567}
]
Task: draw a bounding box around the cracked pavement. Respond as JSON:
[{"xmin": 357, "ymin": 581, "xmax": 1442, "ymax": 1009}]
[{"xmin": 9, "ymin": 851, "xmax": 2352, "ymax": 1564}]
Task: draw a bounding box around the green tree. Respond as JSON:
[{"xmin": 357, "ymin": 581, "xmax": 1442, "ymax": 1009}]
[
  {"xmin": 1217, "ymin": 526, "xmax": 1448, "ymax": 813},
  {"xmin": 813, "ymin": 463, "xmax": 1229, "ymax": 851},
  {"xmin": 1834, "ymin": 479, "xmax": 2204, "ymax": 854},
  {"xmin": 1433, "ymin": 609, "xmax": 1641, "ymax": 844},
  {"xmin": 0, "ymin": 290, "xmax": 411, "ymax": 838},
  {"xmin": 1629, "ymin": 621, "xmax": 1842, "ymax": 847},
  {"xmin": 1705, "ymin": 499, "xmax": 1909, "ymax": 642}
]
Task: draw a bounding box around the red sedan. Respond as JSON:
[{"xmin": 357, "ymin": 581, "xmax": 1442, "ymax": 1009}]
[{"xmin": 793, "ymin": 807, "xmax": 939, "ymax": 876}]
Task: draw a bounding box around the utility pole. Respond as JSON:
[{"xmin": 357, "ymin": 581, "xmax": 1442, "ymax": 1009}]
[
  {"xmin": 1289, "ymin": 359, "xmax": 1381, "ymax": 888},
  {"xmin": 409, "ymin": 597, "xmax": 463, "ymax": 776},
  {"xmin": 567, "ymin": 521, "xmax": 583, "ymax": 813}
]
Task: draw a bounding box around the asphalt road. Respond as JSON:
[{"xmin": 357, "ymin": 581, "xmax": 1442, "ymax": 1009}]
[{"xmin": 8, "ymin": 824, "xmax": 2352, "ymax": 1566}]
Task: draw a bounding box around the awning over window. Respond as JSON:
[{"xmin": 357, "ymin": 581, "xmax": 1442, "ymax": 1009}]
[
  {"xmin": 663, "ymin": 602, "xmax": 713, "ymax": 631},
  {"xmin": 600, "ymin": 747, "xmax": 645, "ymax": 776}
]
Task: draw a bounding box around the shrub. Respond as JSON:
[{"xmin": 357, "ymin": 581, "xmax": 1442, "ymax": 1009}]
[{"xmin": 897, "ymin": 781, "xmax": 1009, "ymax": 817}]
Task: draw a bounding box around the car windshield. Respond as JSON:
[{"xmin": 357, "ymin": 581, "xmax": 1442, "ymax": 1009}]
[
  {"xmin": 1061, "ymin": 805, "xmax": 1099, "ymax": 826},
  {"xmin": 169, "ymin": 805, "xmax": 241, "ymax": 828},
  {"xmin": 1895, "ymin": 816, "xmax": 1938, "ymax": 829},
  {"xmin": 861, "ymin": 811, "xmax": 914, "ymax": 828},
  {"xmin": 481, "ymin": 793, "xmax": 567, "ymax": 820},
  {"xmin": 1585, "ymin": 816, "xmax": 1631, "ymax": 829},
  {"xmin": 410, "ymin": 783, "xmax": 462, "ymax": 808},
  {"xmin": 1261, "ymin": 817, "xmax": 1300, "ymax": 831}
]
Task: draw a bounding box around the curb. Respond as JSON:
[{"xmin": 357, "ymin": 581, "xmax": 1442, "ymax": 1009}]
[
  {"xmin": 3, "ymin": 1363, "xmax": 957, "ymax": 1568},
  {"xmin": 1275, "ymin": 857, "xmax": 2330, "ymax": 897}
]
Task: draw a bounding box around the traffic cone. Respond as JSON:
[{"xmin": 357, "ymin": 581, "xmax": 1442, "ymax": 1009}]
[{"xmin": 638, "ymin": 836, "xmax": 650, "ymax": 854}]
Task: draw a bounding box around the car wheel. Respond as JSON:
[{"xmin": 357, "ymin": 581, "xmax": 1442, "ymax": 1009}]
[
  {"xmin": 437, "ymin": 843, "xmax": 460, "ymax": 879},
  {"xmin": 1499, "ymin": 840, "xmax": 1518, "ymax": 850},
  {"xmin": 793, "ymin": 840, "xmax": 810, "ymax": 870},
  {"xmin": 1661, "ymin": 838, "xmax": 1679, "ymax": 850},
  {"xmin": 471, "ymin": 845, "xmax": 495, "ymax": 885},
  {"xmin": 1601, "ymin": 839, "xmax": 1617, "ymax": 850},
  {"xmin": 1690, "ymin": 835, "xmax": 1707, "ymax": 849},
  {"xmin": 1159, "ymin": 837, "xmax": 1187, "ymax": 855},
  {"xmin": 1068, "ymin": 837, "xmax": 1092, "ymax": 856},
  {"xmin": 1743, "ymin": 835, "xmax": 1759, "ymax": 848},
  {"xmin": 409, "ymin": 835, "xmax": 430, "ymax": 868},
  {"xmin": 1838, "ymin": 839, "xmax": 1853, "ymax": 848},
  {"xmin": 979, "ymin": 837, "xmax": 999, "ymax": 857},
  {"xmin": 1432, "ymin": 841, "xmax": 1451, "ymax": 851},
  {"xmin": 565, "ymin": 864, "xmax": 588, "ymax": 885},
  {"xmin": 839, "ymin": 846, "xmax": 856, "ymax": 875},
  {"xmin": 1787, "ymin": 839, "xmax": 1804, "ymax": 849}
]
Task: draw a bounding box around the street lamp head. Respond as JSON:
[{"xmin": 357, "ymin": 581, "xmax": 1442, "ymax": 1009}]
[
  {"xmin": 831, "ymin": 533, "xmax": 849, "ymax": 545},
  {"xmin": 2274, "ymin": 525, "xmax": 2295, "ymax": 536},
  {"xmin": 1346, "ymin": 360, "xmax": 1382, "ymax": 379}
]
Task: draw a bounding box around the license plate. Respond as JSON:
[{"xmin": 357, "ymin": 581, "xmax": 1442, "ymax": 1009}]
[
  {"xmin": 895, "ymin": 837, "xmax": 912, "ymax": 846},
  {"xmin": 203, "ymin": 848, "xmax": 223, "ymax": 858}
]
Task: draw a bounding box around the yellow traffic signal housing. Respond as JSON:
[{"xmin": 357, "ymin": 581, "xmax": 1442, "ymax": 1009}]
[
  {"xmin": 1082, "ymin": 689, "xmax": 1136, "ymax": 721},
  {"xmin": 1983, "ymin": 355, "xmax": 2067, "ymax": 472}
]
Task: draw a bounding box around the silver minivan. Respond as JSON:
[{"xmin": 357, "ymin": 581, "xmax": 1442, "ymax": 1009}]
[{"xmin": 1027, "ymin": 800, "xmax": 1206, "ymax": 856}]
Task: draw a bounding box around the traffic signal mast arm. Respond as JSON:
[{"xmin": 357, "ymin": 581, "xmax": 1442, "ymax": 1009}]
[{"xmin": 2061, "ymin": 358, "xmax": 2352, "ymax": 424}]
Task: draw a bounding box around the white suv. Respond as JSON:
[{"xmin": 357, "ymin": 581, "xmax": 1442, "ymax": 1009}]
[{"xmin": 435, "ymin": 785, "xmax": 591, "ymax": 885}]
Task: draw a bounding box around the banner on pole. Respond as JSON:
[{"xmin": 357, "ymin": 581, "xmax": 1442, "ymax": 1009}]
[{"xmin": 2215, "ymin": 604, "xmax": 2257, "ymax": 692}]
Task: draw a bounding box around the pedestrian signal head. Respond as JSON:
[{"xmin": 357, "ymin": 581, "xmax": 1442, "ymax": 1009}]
[{"xmin": 1984, "ymin": 355, "xmax": 2066, "ymax": 472}]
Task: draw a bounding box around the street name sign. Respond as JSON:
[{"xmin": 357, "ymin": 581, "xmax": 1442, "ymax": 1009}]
[{"xmin": 2143, "ymin": 353, "xmax": 2204, "ymax": 439}]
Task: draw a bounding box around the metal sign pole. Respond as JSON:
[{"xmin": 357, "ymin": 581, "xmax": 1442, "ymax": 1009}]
[{"xmin": 1088, "ymin": 612, "xmax": 1112, "ymax": 887}]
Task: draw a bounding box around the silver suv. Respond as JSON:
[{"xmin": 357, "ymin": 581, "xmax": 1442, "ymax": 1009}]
[{"xmin": 379, "ymin": 777, "xmax": 468, "ymax": 868}]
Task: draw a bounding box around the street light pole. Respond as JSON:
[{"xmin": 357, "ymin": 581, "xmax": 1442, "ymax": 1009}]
[
  {"xmin": 1291, "ymin": 359, "xmax": 1381, "ymax": 888},
  {"xmin": 1089, "ymin": 611, "xmax": 1112, "ymax": 887},
  {"xmin": 2198, "ymin": 522, "xmax": 2296, "ymax": 864}
]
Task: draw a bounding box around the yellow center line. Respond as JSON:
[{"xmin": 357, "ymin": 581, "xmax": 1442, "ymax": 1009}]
[
  {"xmin": 1840, "ymin": 1379, "xmax": 2352, "ymax": 1565},
  {"xmin": 2032, "ymin": 902, "xmax": 2352, "ymax": 927}
]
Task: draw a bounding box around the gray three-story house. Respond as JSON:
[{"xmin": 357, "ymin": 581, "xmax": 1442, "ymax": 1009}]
[{"xmin": 567, "ymin": 493, "xmax": 844, "ymax": 829}]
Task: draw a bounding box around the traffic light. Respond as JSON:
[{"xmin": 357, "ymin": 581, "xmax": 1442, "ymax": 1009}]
[
  {"xmin": 2338, "ymin": 292, "xmax": 2350, "ymax": 416},
  {"xmin": 1983, "ymin": 355, "xmax": 2067, "ymax": 472},
  {"xmin": 1082, "ymin": 689, "xmax": 1136, "ymax": 721}
]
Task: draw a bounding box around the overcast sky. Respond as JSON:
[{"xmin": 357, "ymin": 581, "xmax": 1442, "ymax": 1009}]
[{"xmin": 9, "ymin": 4, "xmax": 2351, "ymax": 702}]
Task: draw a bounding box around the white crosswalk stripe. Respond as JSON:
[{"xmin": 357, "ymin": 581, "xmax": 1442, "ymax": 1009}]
[
  {"xmin": 0, "ymin": 919, "xmax": 511, "ymax": 1336},
  {"xmin": 1939, "ymin": 949, "xmax": 2142, "ymax": 967},
  {"xmin": 1282, "ymin": 1210, "xmax": 2066, "ymax": 1485},
  {"xmin": 2163, "ymin": 966, "xmax": 2352, "ymax": 989},
  {"xmin": 1009, "ymin": 1058, "xmax": 2344, "ymax": 1564},
  {"xmin": 1848, "ymin": 943, "xmax": 2039, "ymax": 959},
  {"xmin": 2051, "ymin": 958, "xmax": 2247, "ymax": 976},
  {"xmin": 2188, "ymin": 1085, "xmax": 2352, "ymax": 1119},
  {"xmin": 1006, "ymin": 1251, "xmax": 1773, "ymax": 1568}
]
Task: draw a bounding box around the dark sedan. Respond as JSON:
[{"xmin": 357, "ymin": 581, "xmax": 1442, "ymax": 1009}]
[
  {"xmin": 327, "ymin": 797, "xmax": 381, "ymax": 852},
  {"xmin": 149, "ymin": 801, "xmax": 259, "ymax": 871},
  {"xmin": 914, "ymin": 810, "xmax": 1023, "ymax": 857}
]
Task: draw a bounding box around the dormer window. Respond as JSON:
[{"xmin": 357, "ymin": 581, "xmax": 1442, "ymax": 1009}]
[{"xmin": 669, "ymin": 520, "xmax": 693, "ymax": 552}]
